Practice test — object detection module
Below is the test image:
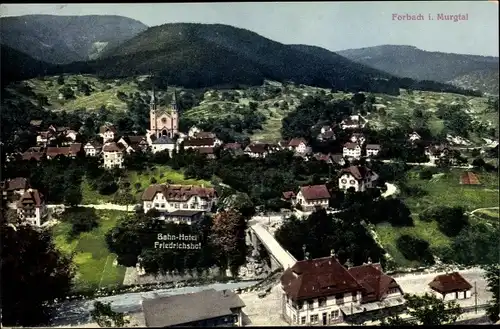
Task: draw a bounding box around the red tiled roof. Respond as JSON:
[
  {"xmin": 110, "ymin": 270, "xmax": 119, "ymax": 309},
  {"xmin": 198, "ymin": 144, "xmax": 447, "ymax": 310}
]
[
  {"xmin": 245, "ymin": 143, "xmax": 268, "ymax": 154},
  {"xmin": 289, "ymin": 138, "xmax": 307, "ymax": 147},
  {"xmin": 460, "ymin": 172, "xmax": 480, "ymax": 185},
  {"xmin": 282, "ymin": 191, "xmax": 296, "ymax": 200},
  {"xmin": 281, "ymin": 256, "xmax": 363, "ymax": 301},
  {"xmin": 22, "ymin": 152, "xmax": 44, "ymax": 161},
  {"xmin": 343, "ymin": 142, "xmax": 360, "ymax": 150},
  {"xmin": 17, "ymin": 189, "xmax": 44, "ymax": 208},
  {"xmin": 102, "ymin": 142, "xmax": 123, "ymax": 152},
  {"xmin": 197, "ymin": 147, "xmax": 214, "ymax": 154},
  {"xmin": 46, "ymin": 146, "xmax": 72, "ymax": 157},
  {"xmin": 300, "ymin": 185, "xmax": 330, "ymax": 201},
  {"xmin": 141, "ymin": 184, "xmax": 217, "ymax": 202},
  {"xmin": 70, "ymin": 143, "xmax": 82, "ymax": 154},
  {"xmin": 184, "ymin": 138, "xmax": 214, "ymax": 147},
  {"xmin": 223, "ymin": 142, "xmax": 241, "ymax": 150},
  {"xmin": 348, "ymin": 264, "xmax": 401, "ymax": 303},
  {"xmin": 341, "ymin": 166, "xmax": 373, "ymax": 180},
  {"xmin": 429, "ymin": 272, "xmax": 472, "ymax": 294}
]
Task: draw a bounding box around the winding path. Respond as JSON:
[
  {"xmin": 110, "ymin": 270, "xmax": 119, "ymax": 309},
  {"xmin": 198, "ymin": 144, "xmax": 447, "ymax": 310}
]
[{"xmin": 470, "ymin": 206, "xmax": 499, "ymax": 216}]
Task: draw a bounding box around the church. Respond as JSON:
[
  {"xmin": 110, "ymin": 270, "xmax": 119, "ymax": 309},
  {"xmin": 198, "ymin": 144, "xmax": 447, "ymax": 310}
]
[{"xmin": 149, "ymin": 86, "xmax": 179, "ymax": 138}]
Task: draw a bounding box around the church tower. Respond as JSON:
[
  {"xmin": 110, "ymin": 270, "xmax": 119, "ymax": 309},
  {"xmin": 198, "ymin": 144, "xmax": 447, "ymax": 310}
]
[{"xmin": 149, "ymin": 80, "xmax": 179, "ymax": 138}]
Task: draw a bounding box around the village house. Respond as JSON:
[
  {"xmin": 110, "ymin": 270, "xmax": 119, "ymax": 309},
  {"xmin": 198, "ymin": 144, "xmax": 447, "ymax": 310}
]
[
  {"xmin": 280, "ymin": 255, "xmax": 404, "ymax": 326},
  {"xmin": 1, "ymin": 177, "xmax": 29, "ymax": 206},
  {"xmin": 341, "ymin": 115, "xmax": 366, "ymax": 130},
  {"xmin": 141, "ymin": 184, "xmax": 218, "ymax": 214},
  {"xmin": 187, "ymin": 126, "xmax": 202, "ymax": 138},
  {"xmin": 288, "ymin": 138, "xmax": 310, "ymax": 154},
  {"xmin": 84, "ymin": 142, "xmax": 103, "ymax": 157},
  {"xmin": 118, "ymin": 136, "xmax": 150, "ymax": 153},
  {"xmin": 317, "ymin": 126, "xmax": 336, "ymax": 142},
  {"xmin": 151, "ymin": 135, "xmax": 176, "ymax": 156},
  {"xmin": 425, "ymin": 144, "xmax": 450, "ymax": 164},
  {"xmin": 36, "ymin": 131, "xmax": 56, "ymax": 146},
  {"xmin": 16, "ymin": 188, "xmax": 48, "ymax": 227},
  {"xmin": 64, "ymin": 129, "xmax": 78, "ymax": 143},
  {"xmin": 244, "ymin": 143, "xmax": 269, "ymax": 158},
  {"xmin": 408, "ymin": 131, "xmax": 421, "ymax": 143},
  {"xmin": 343, "ymin": 142, "xmax": 362, "ymax": 160},
  {"xmin": 21, "ymin": 147, "xmax": 45, "ymax": 161},
  {"xmin": 428, "ymin": 272, "xmax": 473, "ymax": 301},
  {"xmin": 366, "ymin": 144, "xmax": 381, "ymax": 157},
  {"xmin": 102, "ymin": 142, "xmax": 125, "ymax": 169},
  {"xmin": 141, "ymin": 289, "xmax": 245, "ymax": 327},
  {"xmin": 339, "ymin": 166, "xmax": 378, "ymax": 192},
  {"xmin": 282, "ymin": 191, "xmax": 296, "ymax": 203},
  {"xmin": 196, "ymin": 147, "xmax": 216, "ymax": 159},
  {"xmin": 292, "ymin": 184, "xmax": 330, "ymax": 212},
  {"xmin": 222, "ymin": 142, "xmax": 243, "ymax": 155},
  {"xmin": 350, "ymin": 133, "xmax": 366, "ymax": 145},
  {"xmin": 99, "ymin": 124, "xmax": 117, "ymax": 142},
  {"xmin": 331, "ymin": 154, "xmax": 347, "ymax": 167},
  {"xmin": 45, "ymin": 143, "xmax": 82, "ymax": 159},
  {"xmin": 183, "ymin": 137, "xmax": 221, "ymax": 151}
]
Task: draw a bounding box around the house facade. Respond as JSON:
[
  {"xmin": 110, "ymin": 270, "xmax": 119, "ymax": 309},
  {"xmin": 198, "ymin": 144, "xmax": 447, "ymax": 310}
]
[
  {"xmin": 152, "ymin": 135, "xmax": 176, "ymax": 156},
  {"xmin": 102, "ymin": 142, "xmax": 124, "ymax": 169},
  {"xmin": 141, "ymin": 184, "xmax": 218, "ymax": 214},
  {"xmin": 1, "ymin": 177, "xmax": 29, "ymax": 206},
  {"xmin": 183, "ymin": 137, "xmax": 221, "ymax": 150},
  {"xmin": 84, "ymin": 142, "xmax": 102, "ymax": 157},
  {"xmin": 280, "ymin": 256, "xmax": 404, "ymax": 326},
  {"xmin": 366, "ymin": 144, "xmax": 381, "ymax": 157},
  {"xmin": 294, "ymin": 185, "xmax": 330, "ymax": 212},
  {"xmin": 16, "ymin": 189, "xmax": 48, "ymax": 226},
  {"xmin": 339, "ymin": 166, "xmax": 378, "ymax": 192},
  {"xmin": 408, "ymin": 132, "xmax": 421, "ymax": 142},
  {"xmin": 343, "ymin": 142, "xmax": 362, "ymax": 160},
  {"xmin": 99, "ymin": 125, "xmax": 117, "ymax": 142},
  {"xmin": 425, "ymin": 144, "xmax": 450, "ymax": 164},
  {"xmin": 350, "ymin": 133, "xmax": 366, "ymax": 145},
  {"xmin": 160, "ymin": 210, "xmax": 204, "ymax": 225},
  {"xmin": 288, "ymin": 138, "xmax": 310, "ymax": 154},
  {"xmin": 244, "ymin": 143, "xmax": 269, "ymax": 158}
]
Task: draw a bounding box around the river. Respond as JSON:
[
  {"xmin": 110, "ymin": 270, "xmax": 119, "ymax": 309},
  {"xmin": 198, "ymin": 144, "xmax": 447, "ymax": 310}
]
[{"xmin": 51, "ymin": 280, "xmax": 261, "ymax": 326}]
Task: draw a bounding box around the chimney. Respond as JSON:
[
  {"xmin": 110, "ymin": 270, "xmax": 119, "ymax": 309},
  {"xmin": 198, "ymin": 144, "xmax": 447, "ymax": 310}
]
[
  {"xmin": 330, "ymin": 249, "xmax": 336, "ymax": 258},
  {"xmin": 304, "ymin": 252, "xmax": 310, "ymax": 261},
  {"xmin": 367, "ymin": 257, "xmax": 372, "ymax": 264}
]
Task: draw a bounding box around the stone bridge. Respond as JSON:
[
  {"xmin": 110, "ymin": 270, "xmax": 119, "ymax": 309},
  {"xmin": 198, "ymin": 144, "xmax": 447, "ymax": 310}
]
[{"xmin": 248, "ymin": 223, "xmax": 297, "ymax": 271}]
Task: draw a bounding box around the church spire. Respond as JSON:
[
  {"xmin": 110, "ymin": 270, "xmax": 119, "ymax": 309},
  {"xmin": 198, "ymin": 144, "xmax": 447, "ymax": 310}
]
[{"xmin": 171, "ymin": 89, "xmax": 178, "ymax": 112}]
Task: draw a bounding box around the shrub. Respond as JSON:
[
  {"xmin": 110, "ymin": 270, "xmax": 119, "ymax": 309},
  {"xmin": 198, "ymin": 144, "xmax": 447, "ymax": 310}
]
[
  {"xmin": 150, "ymin": 177, "xmax": 157, "ymax": 184},
  {"xmin": 396, "ymin": 235, "xmax": 434, "ymax": 265}
]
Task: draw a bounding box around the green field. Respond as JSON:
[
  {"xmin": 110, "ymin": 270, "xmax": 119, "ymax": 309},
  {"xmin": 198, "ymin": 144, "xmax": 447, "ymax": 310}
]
[
  {"xmin": 81, "ymin": 165, "xmax": 213, "ymax": 204},
  {"xmin": 52, "ymin": 210, "xmax": 127, "ymax": 292},
  {"xmin": 375, "ymin": 168, "xmax": 499, "ymax": 267}
]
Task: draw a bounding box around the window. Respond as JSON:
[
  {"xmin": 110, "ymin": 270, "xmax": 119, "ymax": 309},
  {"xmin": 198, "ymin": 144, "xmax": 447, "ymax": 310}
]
[
  {"xmin": 341, "ymin": 179, "xmax": 347, "ymax": 184},
  {"xmin": 318, "ymin": 297, "xmax": 327, "ymax": 307},
  {"xmin": 310, "ymin": 314, "xmax": 319, "ymax": 323},
  {"xmin": 175, "ymin": 203, "xmax": 179, "ymax": 209},
  {"xmin": 352, "ymin": 292, "xmax": 357, "ymax": 302},
  {"xmin": 183, "ymin": 203, "xmax": 188, "ymax": 209},
  {"xmin": 301, "ymin": 317, "xmax": 306, "ymax": 325},
  {"xmin": 161, "ymin": 204, "xmax": 165, "ymax": 208},
  {"xmin": 349, "ymin": 180, "xmax": 355, "ymax": 185},
  {"xmin": 154, "ymin": 203, "xmax": 159, "ymax": 208},
  {"xmin": 308, "ymin": 300, "xmax": 314, "ymax": 310},
  {"xmin": 330, "ymin": 310, "xmax": 339, "ymax": 319},
  {"xmin": 297, "ymin": 301, "xmax": 304, "ymax": 310},
  {"xmin": 335, "ymin": 293, "xmax": 344, "ymax": 305}
]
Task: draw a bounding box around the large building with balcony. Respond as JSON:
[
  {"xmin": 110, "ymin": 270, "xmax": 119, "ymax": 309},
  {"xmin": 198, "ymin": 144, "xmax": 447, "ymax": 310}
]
[
  {"xmin": 280, "ymin": 255, "xmax": 404, "ymax": 326},
  {"xmin": 141, "ymin": 184, "xmax": 218, "ymax": 215},
  {"xmin": 338, "ymin": 166, "xmax": 378, "ymax": 192},
  {"xmin": 16, "ymin": 188, "xmax": 48, "ymax": 227}
]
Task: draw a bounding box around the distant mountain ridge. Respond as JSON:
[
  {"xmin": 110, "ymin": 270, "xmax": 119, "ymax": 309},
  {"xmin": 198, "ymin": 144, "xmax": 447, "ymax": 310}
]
[
  {"xmin": 0, "ymin": 14, "xmax": 148, "ymax": 64},
  {"xmin": 337, "ymin": 45, "xmax": 499, "ymax": 94}
]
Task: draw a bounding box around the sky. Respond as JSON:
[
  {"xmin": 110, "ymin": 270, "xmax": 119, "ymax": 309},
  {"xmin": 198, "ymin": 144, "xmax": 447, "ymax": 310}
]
[{"xmin": 0, "ymin": 2, "xmax": 498, "ymax": 57}]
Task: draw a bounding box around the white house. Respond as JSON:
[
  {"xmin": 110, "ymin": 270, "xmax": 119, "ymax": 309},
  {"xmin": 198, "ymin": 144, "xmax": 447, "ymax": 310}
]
[
  {"xmin": 84, "ymin": 142, "xmax": 102, "ymax": 157},
  {"xmin": 341, "ymin": 115, "xmax": 366, "ymax": 130},
  {"xmin": 428, "ymin": 272, "xmax": 473, "ymax": 301},
  {"xmin": 152, "ymin": 135, "xmax": 176, "ymax": 156},
  {"xmin": 288, "ymin": 138, "xmax": 310, "ymax": 154},
  {"xmin": 244, "ymin": 143, "xmax": 269, "ymax": 158},
  {"xmin": 280, "ymin": 255, "xmax": 404, "ymax": 326},
  {"xmin": 343, "ymin": 142, "xmax": 362, "ymax": 159},
  {"xmin": 16, "ymin": 189, "xmax": 48, "ymax": 227},
  {"xmin": 102, "ymin": 142, "xmax": 124, "ymax": 169},
  {"xmin": 188, "ymin": 126, "xmax": 201, "ymax": 138},
  {"xmin": 366, "ymin": 144, "xmax": 381, "ymax": 157},
  {"xmin": 99, "ymin": 125, "xmax": 117, "ymax": 142},
  {"xmin": 408, "ymin": 132, "xmax": 421, "ymax": 142},
  {"xmin": 65, "ymin": 130, "xmax": 78, "ymax": 143},
  {"xmin": 293, "ymin": 185, "xmax": 330, "ymax": 212},
  {"xmin": 141, "ymin": 184, "xmax": 218, "ymax": 214},
  {"xmin": 338, "ymin": 166, "xmax": 378, "ymax": 192},
  {"xmin": 350, "ymin": 133, "xmax": 366, "ymax": 145}
]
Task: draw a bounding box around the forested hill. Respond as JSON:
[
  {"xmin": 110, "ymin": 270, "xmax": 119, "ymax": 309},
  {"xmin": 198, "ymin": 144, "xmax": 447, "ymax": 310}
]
[
  {"xmin": 337, "ymin": 45, "xmax": 499, "ymax": 95},
  {"xmin": 0, "ymin": 14, "xmax": 148, "ymax": 64}
]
